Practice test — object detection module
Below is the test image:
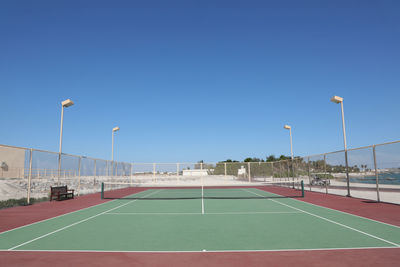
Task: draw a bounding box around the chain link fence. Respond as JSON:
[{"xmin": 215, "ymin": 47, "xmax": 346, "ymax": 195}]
[
  {"xmin": 302, "ymin": 141, "xmax": 400, "ymax": 204},
  {"xmin": 1, "ymin": 140, "xmax": 399, "ymax": 205}
]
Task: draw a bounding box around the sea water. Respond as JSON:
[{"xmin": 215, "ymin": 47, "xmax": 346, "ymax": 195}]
[{"xmin": 349, "ymin": 172, "xmax": 400, "ymax": 185}]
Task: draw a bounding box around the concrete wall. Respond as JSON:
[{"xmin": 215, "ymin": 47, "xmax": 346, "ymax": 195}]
[{"xmin": 0, "ymin": 146, "xmax": 26, "ymax": 178}]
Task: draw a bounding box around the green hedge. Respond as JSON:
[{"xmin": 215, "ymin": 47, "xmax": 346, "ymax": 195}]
[{"xmin": 0, "ymin": 197, "xmax": 49, "ymax": 210}]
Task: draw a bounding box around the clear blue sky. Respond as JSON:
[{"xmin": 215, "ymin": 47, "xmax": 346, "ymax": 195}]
[{"xmin": 1, "ymin": 0, "xmax": 399, "ymax": 163}]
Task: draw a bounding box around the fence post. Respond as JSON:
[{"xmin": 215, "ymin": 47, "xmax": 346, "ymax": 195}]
[
  {"xmin": 106, "ymin": 160, "xmax": 109, "ymax": 176},
  {"xmin": 324, "ymin": 154, "xmax": 328, "ymax": 194},
  {"xmin": 248, "ymin": 162, "xmax": 251, "ymax": 182},
  {"xmin": 177, "ymin": 163, "xmax": 180, "ymax": 181},
  {"xmin": 26, "ymin": 148, "xmax": 33, "ymax": 204},
  {"xmin": 78, "ymin": 156, "xmax": 81, "ymax": 196},
  {"xmin": 94, "ymin": 159, "xmax": 97, "ymax": 177},
  {"xmin": 153, "ymin": 163, "xmax": 156, "ymax": 182},
  {"xmin": 291, "ymin": 159, "xmax": 295, "ymax": 188},
  {"xmin": 130, "ymin": 163, "xmax": 133, "ymax": 185},
  {"xmin": 307, "ymin": 157, "xmax": 311, "ymax": 191},
  {"xmin": 373, "ymin": 145, "xmax": 380, "ymax": 202},
  {"xmin": 224, "ymin": 163, "xmax": 227, "ymax": 178},
  {"xmin": 292, "ymin": 158, "xmax": 296, "ymax": 179},
  {"xmin": 58, "ymin": 152, "xmax": 61, "ymax": 185},
  {"xmin": 287, "ymin": 161, "xmax": 290, "ymax": 180},
  {"xmin": 271, "ymin": 162, "xmax": 274, "ymax": 181},
  {"xmin": 344, "ymin": 150, "xmax": 351, "ymax": 197},
  {"xmin": 264, "ymin": 162, "xmax": 266, "ymax": 182}
]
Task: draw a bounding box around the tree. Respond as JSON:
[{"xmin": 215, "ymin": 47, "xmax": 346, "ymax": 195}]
[
  {"xmin": 221, "ymin": 159, "xmax": 239, "ymax": 163},
  {"xmin": 266, "ymin": 155, "xmax": 276, "ymax": 162},
  {"xmin": 279, "ymin": 155, "xmax": 289, "ymax": 161},
  {"xmin": 244, "ymin": 157, "xmax": 263, "ymax": 162}
]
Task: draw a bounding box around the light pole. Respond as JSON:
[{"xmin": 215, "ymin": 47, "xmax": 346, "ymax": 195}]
[
  {"xmin": 111, "ymin": 126, "xmax": 120, "ymax": 176},
  {"xmin": 58, "ymin": 99, "xmax": 74, "ymax": 184},
  {"xmin": 330, "ymin": 95, "xmax": 350, "ymax": 197},
  {"xmin": 283, "ymin": 125, "xmax": 294, "ymax": 160},
  {"xmin": 284, "ymin": 125, "xmax": 295, "ymax": 184}
]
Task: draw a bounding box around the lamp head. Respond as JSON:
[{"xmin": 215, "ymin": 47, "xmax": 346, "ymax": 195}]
[
  {"xmin": 61, "ymin": 99, "xmax": 74, "ymax": 107},
  {"xmin": 113, "ymin": 126, "xmax": 120, "ymax": 132},
  {"xmin": 284, "ymin": 125, "xmax": 291, "ymax": 130},
  {"xmin": 330, "ymin": 96, "xmax": 343, "ymax": 104}
]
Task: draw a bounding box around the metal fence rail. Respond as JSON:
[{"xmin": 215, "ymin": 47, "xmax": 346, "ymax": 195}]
[{"xmin": 0, "ymin": 140, "xmax": 399, "ymax": 205}]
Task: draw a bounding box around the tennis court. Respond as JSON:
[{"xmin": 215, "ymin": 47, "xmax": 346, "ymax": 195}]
[{"xmin": 0, "ymin": 183, "xmax": 399, "ymax": 253}]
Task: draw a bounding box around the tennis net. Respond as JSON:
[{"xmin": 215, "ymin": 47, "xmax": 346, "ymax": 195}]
[{"xmin": 101, "ymin": 180, "xmax": 304, "ymax": 200}]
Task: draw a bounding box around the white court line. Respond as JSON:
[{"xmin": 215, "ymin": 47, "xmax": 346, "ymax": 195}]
[
  {"xmin": 104, "ymin": 211, "xmax": 301, "ymax": 215},
  {"xmin": 7, "ymin": 190, "xmax": 162, "ymax": 251},
  {"xmin": 258, "ymin": 184, "xmax": 400, "ymax": 230},
  {"xmin": 105, "ymin": 212, "xmax": 202, "ymax": 215},
  {"xmin": 1, "ymin": 246, "xmax": 399, "ymax": 253},
  {"xmin": 0, "ymin": 196, "xmax": 121, "ymax": 236},
  {"xmin": 242, "ymin": 188, "xmax": 400, "ymax": 247},
  {"xmin": 0, "ymin": 188, "xmax": 157, "ymax": 236},
  {"xmin": 201, "ymin": 184, "xmax": 205, "ymax": 214},
  {"xmin": 298, "ymin": 196, "xmax": 400, "ymax": 230}
]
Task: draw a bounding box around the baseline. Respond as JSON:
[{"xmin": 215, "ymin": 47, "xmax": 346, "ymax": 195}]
[
  {"xmin": 104, "ymin": 211, "xmax": 301, "ymax": 215},
  {"xmin": 0, "ymin": 246, "xmax": 398, "ymax": 253}
]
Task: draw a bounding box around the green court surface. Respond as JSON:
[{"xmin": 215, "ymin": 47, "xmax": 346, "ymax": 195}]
[{"xmin": 1, "ymin": 188, "xmax": 400, "ymax": 252}]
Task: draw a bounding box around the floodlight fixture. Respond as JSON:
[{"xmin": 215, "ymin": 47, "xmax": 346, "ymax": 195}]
[
  {"xmin": 330, "ymin": 96, "xmax": 343, "ymax": 104},
  {"xmin": 61, "ymin": 99, "xmax": 74, "ymax": 107}
]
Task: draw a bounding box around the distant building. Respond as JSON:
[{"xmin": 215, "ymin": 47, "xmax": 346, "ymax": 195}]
[{"xmin": 182, "ymin": 169, "xmax": 208, "ymax": 176}]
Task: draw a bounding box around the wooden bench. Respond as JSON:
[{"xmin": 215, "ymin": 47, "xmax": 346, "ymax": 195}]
[{"xmin": 50, "ymin": 185, "xmax": 74, "ymax": 201}]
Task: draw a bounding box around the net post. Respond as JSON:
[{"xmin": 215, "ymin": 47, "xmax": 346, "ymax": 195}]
[
  {"xmin": 101, "ymin": 182, "xmax": 104, "ymax": 199},
  {"xmin": 301, "ymin": 180, "xmax": 304, "ymax": 197}
]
